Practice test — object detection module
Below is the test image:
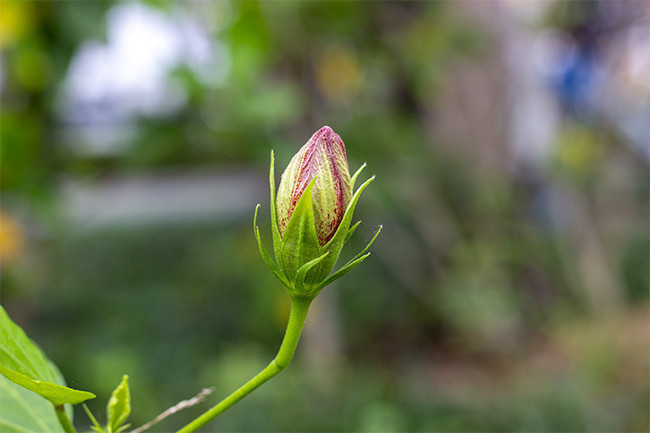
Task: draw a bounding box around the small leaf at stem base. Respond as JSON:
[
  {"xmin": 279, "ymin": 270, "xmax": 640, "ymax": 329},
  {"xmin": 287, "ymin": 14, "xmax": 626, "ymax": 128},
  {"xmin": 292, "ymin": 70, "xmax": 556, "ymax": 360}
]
[{"xmin": 107, "ymin": 375, "xmax": 130, "ymax": 433}]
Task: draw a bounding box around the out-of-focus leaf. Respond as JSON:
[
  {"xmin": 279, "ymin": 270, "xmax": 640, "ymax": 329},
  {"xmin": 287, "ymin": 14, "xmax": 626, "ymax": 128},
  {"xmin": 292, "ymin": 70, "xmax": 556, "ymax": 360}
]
[
  {"xmin": 106, "ymin": 375, "xmax": 130, "ymax": 433},
  {"xmin": 0, "ymin": 374, "xmax": 63, "ymax": 433},
  {"xmin": 0, "ymin": 306, "xmax": 96, "ymax": 406}
]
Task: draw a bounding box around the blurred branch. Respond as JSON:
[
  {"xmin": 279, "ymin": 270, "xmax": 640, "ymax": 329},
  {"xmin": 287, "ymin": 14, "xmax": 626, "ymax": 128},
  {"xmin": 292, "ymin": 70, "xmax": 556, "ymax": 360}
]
[{"xmin": 130, "ymin": 388, "xmax": 214, "ymax": 433}]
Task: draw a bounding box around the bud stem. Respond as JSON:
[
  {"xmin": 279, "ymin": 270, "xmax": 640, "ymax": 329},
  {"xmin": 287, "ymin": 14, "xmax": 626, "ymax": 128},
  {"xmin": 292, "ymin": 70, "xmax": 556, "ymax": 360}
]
[{"xmin": 177, "ymin": 296, "xmax": 313, "ymax": 433}]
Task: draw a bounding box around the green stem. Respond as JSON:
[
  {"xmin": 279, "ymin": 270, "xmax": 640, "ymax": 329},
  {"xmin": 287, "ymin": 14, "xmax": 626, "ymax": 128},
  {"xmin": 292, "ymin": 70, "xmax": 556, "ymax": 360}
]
[
  {"xmin": 54, "ymin": 404, "xmax": 76, "ymax": 433},
  {"xmin": 177, "ymin": 296, "xmax": 313, "ymax": 433}
]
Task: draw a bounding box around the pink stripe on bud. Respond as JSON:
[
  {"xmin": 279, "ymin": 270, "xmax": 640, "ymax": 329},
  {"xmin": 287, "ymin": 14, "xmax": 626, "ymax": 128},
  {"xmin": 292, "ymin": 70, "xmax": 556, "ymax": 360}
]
[{"xmin": 277, "ymin": 126, "xmax": 352, "ymax": 246}]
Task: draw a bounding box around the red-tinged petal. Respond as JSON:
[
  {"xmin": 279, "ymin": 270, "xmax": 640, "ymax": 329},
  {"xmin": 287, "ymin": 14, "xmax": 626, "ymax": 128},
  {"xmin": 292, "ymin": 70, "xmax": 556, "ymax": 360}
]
[{"xmin": 277, "ymin": 126, "xmax": 352, "ymax": 246}]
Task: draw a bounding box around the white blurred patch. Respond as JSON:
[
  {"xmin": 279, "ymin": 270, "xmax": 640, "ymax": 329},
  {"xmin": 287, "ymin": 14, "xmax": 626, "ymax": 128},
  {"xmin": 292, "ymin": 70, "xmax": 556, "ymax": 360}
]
[
  {"xmin": 60, "ymin": 169, "xmax": 264, "ymax": 228},
  {"xmin": 59, "ymin": 2, "xmax": 226, "ymax": 155}
]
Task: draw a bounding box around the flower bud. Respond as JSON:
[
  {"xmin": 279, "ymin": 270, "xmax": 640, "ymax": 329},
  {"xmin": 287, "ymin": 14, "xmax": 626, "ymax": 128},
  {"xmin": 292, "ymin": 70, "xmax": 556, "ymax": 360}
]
[
  {"xmin": 276, "ymin": 126, "xmax": 352, "ymax": 246},
  {"xmin": 254, "ymin": 126, "xmax": 380, "ymax": 298}
]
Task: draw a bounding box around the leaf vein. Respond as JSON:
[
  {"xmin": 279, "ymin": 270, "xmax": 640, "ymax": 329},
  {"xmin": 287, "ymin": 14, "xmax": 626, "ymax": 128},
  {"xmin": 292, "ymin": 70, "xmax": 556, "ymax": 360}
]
[{"xmin": 0, "ymin": 378, "xmax": 55, "ymax": 432}]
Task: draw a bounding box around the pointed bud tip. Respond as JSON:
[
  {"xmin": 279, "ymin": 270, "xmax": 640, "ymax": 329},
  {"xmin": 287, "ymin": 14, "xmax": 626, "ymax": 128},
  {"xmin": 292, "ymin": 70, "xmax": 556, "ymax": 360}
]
[
  {"xmin": 310, "ymin": 125, "xmax": 344, "ymax": 149},
  {"xmin": 316, "ymin": 125, "xmax": 336, "ymax": 136}
]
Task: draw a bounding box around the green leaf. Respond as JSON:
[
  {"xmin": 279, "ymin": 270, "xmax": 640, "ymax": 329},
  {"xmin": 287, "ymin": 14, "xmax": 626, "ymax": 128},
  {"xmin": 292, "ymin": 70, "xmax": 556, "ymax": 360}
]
[
  {"xmin": 0, "ymin": 306, "xmax": 96, "ymax": 406},
  {"xmin": 0, "ymin": 365, "xmax": 95, "ymax": 406},
  {"xmin": 0, "ymin": 374, "xmax": 64, "ymax": 433},
  {"xmin": 113, "ymin": 424, "xmax": 131, "ymax": 433},
  {"xmin": 106, "ymin": 375, "xmax": 130, "ymax": 433}
]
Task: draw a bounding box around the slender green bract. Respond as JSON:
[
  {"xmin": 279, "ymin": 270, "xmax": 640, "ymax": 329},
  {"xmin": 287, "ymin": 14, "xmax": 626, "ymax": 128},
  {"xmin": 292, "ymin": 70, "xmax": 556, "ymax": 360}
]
[{"xmin": 177, "ymin": 296, "xmax": 312, "ymax": 433}]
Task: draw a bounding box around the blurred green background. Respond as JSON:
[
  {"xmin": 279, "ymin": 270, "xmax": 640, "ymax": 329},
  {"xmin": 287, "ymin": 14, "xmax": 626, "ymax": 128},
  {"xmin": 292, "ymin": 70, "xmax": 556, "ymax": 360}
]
[{"xmin": 1, "ymin": 0, "xmax": 648, "ymax": 431}]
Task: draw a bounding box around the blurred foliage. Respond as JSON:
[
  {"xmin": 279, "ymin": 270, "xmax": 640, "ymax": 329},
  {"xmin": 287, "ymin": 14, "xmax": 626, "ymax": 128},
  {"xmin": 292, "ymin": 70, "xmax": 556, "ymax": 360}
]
[{"xmin": 1, "ymin": 0, "xmax": 648, "ymax": 432}]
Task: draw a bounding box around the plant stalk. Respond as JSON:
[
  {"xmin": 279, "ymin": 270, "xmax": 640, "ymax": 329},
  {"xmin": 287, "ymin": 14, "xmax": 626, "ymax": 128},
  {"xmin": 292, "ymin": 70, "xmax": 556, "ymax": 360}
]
[
  {"xmin": 177, "ymin": 296, "xmax": 313, "ymax": 433},
  {"xmin": 55, "ymin": 404, "xmax": 76, "ymax": 433}
]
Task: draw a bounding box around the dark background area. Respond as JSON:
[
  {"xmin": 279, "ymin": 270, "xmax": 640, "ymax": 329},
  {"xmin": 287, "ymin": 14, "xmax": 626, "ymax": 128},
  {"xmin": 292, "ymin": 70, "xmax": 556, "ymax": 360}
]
[{"xmin": 1, "ymin": 1, "xmax": 648, "ymax": 431}]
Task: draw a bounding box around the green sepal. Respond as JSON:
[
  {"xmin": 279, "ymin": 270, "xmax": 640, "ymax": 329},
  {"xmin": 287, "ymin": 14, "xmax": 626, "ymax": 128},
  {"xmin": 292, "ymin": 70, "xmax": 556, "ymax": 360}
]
[
  {"xmin": 293, "ymin": 252, "xmax": 329, "ymax": 294},
  {"xmin": 269, "ymin": 151, "xmax": 283, "ymax": 262},
  {"xmin": 278, "ymin": 177, "xmax": 322, "ymax": 281},
  {"xmin": 308, "ymin": 175, "xmax": 375, "ymax": 285},
  {"xmin": 323, "ymin": 176, "xmax": 375, "ymax": 251},
  {"xmin": 316, "ymin": 253, "xmax": 371, "ymax": 294},
  {"xmin": 254, "ymin": 204, "xmax": 290, "ymax": 288},
  {"xmin": 106, "ymin": 375, "xmax": 130, "ymax": 433},
  {"xmin": 345, "ymin": 221, "xmax": 361, "ymax": 244},
  {"xmin": 349, "ymin": 224, "xmax": 382, "ymax": 264},
  {"xmin": 350, "ymin": 162, "xmax": 366, "ymax": 190},
  {"xmin": 313, "ymin": 225, "xmax": 382, "ymax": 293}
]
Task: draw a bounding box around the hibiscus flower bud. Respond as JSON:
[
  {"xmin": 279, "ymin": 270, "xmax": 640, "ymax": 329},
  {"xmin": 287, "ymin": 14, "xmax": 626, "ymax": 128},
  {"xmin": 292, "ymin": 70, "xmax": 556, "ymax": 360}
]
[
  {"xmin": 276, "ymin": 126, "xmax": 352, "ymax": 246},
  {"xmin": 253, "ymin": 126, "xmax": 380, "ymax": 298}
]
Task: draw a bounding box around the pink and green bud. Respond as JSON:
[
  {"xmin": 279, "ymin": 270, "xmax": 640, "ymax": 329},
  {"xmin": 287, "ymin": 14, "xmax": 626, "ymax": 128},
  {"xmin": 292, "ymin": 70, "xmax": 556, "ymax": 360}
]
[
  {"xmin": 253, "ymin": 126, "xmax": 381, "ymax": 298},
  {"xmin": 276, "ymin": 126, "xmax": 352, "ymax": 246}
]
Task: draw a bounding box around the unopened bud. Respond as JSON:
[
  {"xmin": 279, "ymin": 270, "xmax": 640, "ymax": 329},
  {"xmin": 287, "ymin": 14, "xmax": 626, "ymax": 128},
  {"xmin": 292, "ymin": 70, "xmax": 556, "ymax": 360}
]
[
  {"xmin": 276, "ymin": 126, "xmax": 352, "ymax": 246},
  {"xmin": 254, "ymin": 126, "xmax": 380, "ymax": 298}
]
